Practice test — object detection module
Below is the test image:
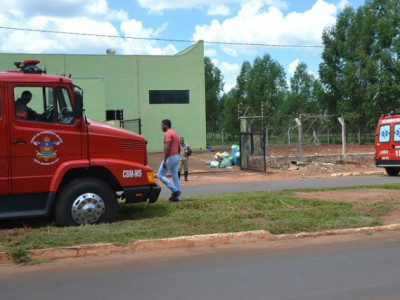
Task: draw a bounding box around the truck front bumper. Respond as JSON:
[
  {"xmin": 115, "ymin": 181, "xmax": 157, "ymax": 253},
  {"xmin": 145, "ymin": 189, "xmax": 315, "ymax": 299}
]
[
  {"xmin": 375, "ymin": 159, "xmax": 400, "ymax": 168},
  {"xmin": 123, "ymin": 183, "xmax": 161, "ymax": 204}
]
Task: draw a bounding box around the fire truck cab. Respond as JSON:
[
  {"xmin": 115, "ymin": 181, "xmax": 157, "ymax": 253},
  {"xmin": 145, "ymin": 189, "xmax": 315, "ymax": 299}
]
[
  {"xmin": 0, "ymin": 60, "xmax": 160, "ymax": 225},
  {"xmin": 375, "ymin": 114, "xmax": 400, "ymax": 176}
]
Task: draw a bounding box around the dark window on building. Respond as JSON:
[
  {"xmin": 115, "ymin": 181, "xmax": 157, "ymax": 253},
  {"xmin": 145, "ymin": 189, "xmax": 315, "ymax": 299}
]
[
  {"xmin": 106, "ymin": 109, "xmax": 124, "ymax": 121},
  {"xmin": 149, "ymin": 90, "xmax": 189, "ymax": 104}
]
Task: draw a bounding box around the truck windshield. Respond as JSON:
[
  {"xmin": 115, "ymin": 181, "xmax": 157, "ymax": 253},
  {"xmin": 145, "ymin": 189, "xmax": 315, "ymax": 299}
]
[{"xmin": 56, "ymin": 87, "xmax": 74, "ymax": 125}]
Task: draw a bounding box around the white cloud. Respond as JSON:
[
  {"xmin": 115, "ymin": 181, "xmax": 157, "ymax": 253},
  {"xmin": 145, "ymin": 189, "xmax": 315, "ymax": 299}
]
[
  {"xmin": 204, "ymin": 48, "xmax": 217, "ymax": 57},
  {"xmin": 193, "ymin": 0, "xmax": 337, "ymax": 56},
  {"xmin": 221, "ymin": 46, "xmax": 239, "ymax": 57},
  {"xmin": 120, "ymin": 19, "xmax": 154, "ymax": 38},
  {"xmin": 138, "ymin": 0, "xmax": 213, "ymax": 14},
  {"xmin": 219, "ymin": 61, "xmax": 241, "ymax": 93},
  {"xmin": 0, "ymin": 0, "xmax": 176, "ymax": 56},
  {"xmin": 85, "ymin": 0, "xmax": 108, "ymax": 15},
  {"xmin": 207, "ymin": 4, "xmax": 231, "ymax": 16},
  {"xmin": 106, "ymin": 9, "xmax": 129, "ymax": 22},
  {"xmin": 119, "ymin": 19, "xmax": 177, "ymax": 55},
  {"xmin": 288, "ymin": 59, "xmax": 300, "ymax": 75},
  {"xmin": 137, "ymin": 0, "xmax": 224, "ymax": 14},
  {"xmin": 266, "ymin": 0, "xmax": 289, "ymax": 10},
  {"xmin": 288, "ymin": 59, "xmax": 318, "ymax": 78},
  {"xmin": 137, "ymin": 0, "xmax": 289, "ymax": 14},
  {"xmin": 0, "ymin": 0, "xmax": 96, "ymax": 18},
  {"xmin": 337, "ymin": 0, "xmax": 350, "ymax": 10}
]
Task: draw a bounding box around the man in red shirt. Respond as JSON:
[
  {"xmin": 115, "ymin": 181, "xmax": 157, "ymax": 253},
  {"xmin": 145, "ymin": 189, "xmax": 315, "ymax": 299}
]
[{"xmin": 157, "ymin": 119, "xmax": 181, "ymax": 202}]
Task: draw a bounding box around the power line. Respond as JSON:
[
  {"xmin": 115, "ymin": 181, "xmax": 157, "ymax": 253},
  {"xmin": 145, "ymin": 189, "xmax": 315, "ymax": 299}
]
[{"xmin": 0, "ymin": 26, "xmax": 323, "ymax": 48}]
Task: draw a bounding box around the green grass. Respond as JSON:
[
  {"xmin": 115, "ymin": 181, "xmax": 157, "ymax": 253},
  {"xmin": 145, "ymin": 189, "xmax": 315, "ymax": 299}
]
[{"xmin": 2, "ymin": 184, "xmax": 400, "ymax": 260}]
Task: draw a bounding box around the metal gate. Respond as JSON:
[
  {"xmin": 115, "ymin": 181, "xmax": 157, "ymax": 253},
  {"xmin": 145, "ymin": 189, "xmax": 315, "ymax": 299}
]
[
  {"xmin": 239, "ymin": 116, "xmax": 266, "ymax": 172},
  {"xmin": 120, "ymin": 118, "xmax": 142, "ymax": 135}
]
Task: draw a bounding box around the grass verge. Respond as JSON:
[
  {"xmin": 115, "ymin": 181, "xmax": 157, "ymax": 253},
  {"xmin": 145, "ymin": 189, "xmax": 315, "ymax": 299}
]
[{"xmin": 1, "ymin": 184, "xmax": 400, "ymax": 262}]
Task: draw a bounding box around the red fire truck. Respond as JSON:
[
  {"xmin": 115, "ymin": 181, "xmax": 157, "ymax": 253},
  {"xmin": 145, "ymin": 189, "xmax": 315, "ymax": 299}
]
[
  {"xmin": 375, "ymin": 113, "xmax": 400, "ymax": 176},
  {"xmin": 0, "ymin": 60, "xmax": 160, "ymax": 226}
]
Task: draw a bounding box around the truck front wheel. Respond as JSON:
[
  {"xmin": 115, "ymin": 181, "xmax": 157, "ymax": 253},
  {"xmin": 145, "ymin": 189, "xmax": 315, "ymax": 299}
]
[
  {"xmin": 54, "ymin": 177, "xmax": 118, "ymax": 226},
  {"xmin": 385, "ymin": 167, "xmax": 400, "ymax": 176}
]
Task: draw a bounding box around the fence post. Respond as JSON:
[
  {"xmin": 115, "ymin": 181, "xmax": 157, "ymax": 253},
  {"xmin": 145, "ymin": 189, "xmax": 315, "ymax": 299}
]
[
  {"xmin": 327, "ymin": 128, "xmax": 330, "ymax": 144},
  {"xmin": 338, "ymin": 116, "xmax": 346, "ymax": 156},
  {"xmin": 295, "ymin": 118, "xmax": 303, "ymax": 157}
]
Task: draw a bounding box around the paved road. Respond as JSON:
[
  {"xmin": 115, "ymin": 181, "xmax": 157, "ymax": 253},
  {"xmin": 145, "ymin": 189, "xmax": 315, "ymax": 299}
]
[
  {"xmin": 160, "ymin": 175, "xmax": 400, "ymax": 198},
  {"xmin": 1, "ymin": 231, "xmax": 400, "ymax": 300}
]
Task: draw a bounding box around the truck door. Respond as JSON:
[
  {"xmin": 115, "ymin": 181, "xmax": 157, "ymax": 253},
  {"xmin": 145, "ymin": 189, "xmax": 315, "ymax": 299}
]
[
  {"xmin": 0, "ymin": 83, "xmax": 9, "ymax": 194},
  {"xmin": 9, "ymin": 85, "xmax": 83, "ymax": 194},
  {"xmin": 392, "ymin": 123, "xmax": 400, "ymax": 159}
]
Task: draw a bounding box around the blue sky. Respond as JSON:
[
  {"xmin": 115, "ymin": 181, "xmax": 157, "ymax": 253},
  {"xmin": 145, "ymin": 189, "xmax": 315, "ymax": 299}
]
[{"xmin": 0, "ymin": 0, "xmax": 364, "ymax": 92}]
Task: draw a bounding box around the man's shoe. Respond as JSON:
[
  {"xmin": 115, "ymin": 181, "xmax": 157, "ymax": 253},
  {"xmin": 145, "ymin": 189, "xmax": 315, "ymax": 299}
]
[
  {"xmin": 169, "ymin": 190, "xmax": 181, "ymax": 202},
  {"xmin": 171, "ymin": 190, "xmax": 181, "ymax": 197}
]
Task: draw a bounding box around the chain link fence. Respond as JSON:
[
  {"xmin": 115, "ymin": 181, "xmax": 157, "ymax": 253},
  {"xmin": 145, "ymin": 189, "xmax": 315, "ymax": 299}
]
[
  {"xmin": 264, "ymin": 114, "xmax": 375, "ymax": 147},
  {"xmin": 235, "ymin": 114, "xmax": 375, "ymax": 173},
  {"xmin": 120, "ymin": 118, "xmax": 142, "ymax": 134}
]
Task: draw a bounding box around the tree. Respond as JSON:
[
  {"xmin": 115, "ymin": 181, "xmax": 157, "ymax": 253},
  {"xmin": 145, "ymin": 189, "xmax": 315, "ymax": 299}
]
[
  {"xmin": 220, "ymin": 61, "xmax": 252, "ymax": 138},
  {"xmin": 220, "ymin": 56, "xmax": 288, "ymax": 140},
  {"xmin": 234, "ymin": 61, "xmax": 252, "ymax": 105},
  {"xmin": 283, "ymin": 62, "xmax": 323, "ymax": 117},
  {"xmin": 204, "ymin": 57, "xmax": 224, "ymax": 140},
  {"xmin": 319, "ymin": 6, "xmax": 355, "ymax": 117},
  {"xmin": 246, "ymin": 54, "xmax": 287, "ymax": 133},
  {"xmin": 319, "ymin": 0, "xmax": 400, "ymax": 131},
  {"xmin": 220, "ymin": 89, "xmax": 240, "ymax": 139}
]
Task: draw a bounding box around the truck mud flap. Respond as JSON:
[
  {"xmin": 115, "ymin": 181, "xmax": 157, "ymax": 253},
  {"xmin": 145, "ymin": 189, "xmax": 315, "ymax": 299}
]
[{"xmin": 148, "ymin": 183, "xmax": 161, "ymax": 203}]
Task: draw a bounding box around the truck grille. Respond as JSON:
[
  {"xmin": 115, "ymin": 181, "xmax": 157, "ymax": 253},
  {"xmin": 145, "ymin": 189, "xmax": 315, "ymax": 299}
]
[{"xmin": 121, "ymin": 140, "xmax": 143, "ymax": 151}]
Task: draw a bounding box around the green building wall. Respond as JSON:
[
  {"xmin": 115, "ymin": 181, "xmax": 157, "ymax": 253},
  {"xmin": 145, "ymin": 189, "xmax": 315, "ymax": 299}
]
[{"xmin": 0, "ymin": 41, "xmax": 206, "ymax": 152}]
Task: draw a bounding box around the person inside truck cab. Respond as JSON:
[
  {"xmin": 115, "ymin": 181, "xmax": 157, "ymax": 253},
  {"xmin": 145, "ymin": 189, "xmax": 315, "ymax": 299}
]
[{"xmin": 15, "ymin": 91, "xmax": 39, "ymax": 120}]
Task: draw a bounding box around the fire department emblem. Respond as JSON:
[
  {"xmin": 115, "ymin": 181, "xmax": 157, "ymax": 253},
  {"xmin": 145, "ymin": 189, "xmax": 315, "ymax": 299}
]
[{"xmin": 31, "ymin": 131, "xmax": 63, "ymax": 165}]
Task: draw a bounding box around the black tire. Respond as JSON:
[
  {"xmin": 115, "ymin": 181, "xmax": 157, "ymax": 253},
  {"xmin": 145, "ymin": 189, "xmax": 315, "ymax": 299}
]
[
  {"xmin": 385, "ymin": 167, "xmax": 400, "ymax": 176},
  {"xmin": 54, "ymin": 177, "xmax": 117, "ymax": 226}
]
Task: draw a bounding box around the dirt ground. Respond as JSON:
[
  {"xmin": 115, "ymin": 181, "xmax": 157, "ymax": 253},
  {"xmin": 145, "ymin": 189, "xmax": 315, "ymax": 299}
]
[
  {"xmin": 149, "ymin": 144, "xmax": 400, "ymax": 225},
  {"xmin": 148, "ymin": 144, "xmax": 379, "ymax": 186}
]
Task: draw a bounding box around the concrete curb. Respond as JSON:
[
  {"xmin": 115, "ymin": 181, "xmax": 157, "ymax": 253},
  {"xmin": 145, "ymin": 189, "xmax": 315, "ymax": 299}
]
[
  {"xmin": 331, "ymin": 170, "xmax": 385, "ymax": 177},
  {"xmin": 2, "ymin": 224, "xmax": 400, "ymax": 264}
]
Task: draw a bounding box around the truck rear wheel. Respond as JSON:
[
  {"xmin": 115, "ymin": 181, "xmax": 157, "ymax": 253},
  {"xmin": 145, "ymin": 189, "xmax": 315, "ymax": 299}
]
[
  {"xmin": 54, "ymin": 177, "xmax": 118, "ymax": 226},
  {"xmin": 385, "ymin": 167, "xmax": 400, "ymax": 176}
]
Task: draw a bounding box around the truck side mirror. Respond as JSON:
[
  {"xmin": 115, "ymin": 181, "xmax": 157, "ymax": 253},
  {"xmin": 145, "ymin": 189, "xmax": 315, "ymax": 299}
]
[{"xmin": 73, "ymin": 91, "xmax": 83, "ymax": 119}]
